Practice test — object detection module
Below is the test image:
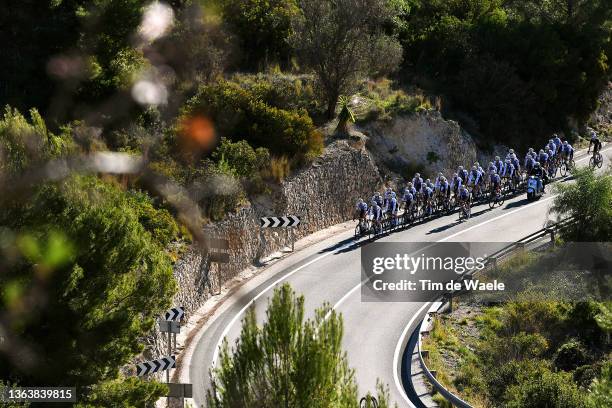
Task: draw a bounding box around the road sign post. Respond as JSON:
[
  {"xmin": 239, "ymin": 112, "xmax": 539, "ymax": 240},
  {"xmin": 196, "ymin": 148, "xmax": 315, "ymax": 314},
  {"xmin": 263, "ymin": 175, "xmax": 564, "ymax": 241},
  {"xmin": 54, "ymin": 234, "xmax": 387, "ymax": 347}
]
[{"xmin": 261, "ymin": 216, "xmax": 301, "ymax": 252}]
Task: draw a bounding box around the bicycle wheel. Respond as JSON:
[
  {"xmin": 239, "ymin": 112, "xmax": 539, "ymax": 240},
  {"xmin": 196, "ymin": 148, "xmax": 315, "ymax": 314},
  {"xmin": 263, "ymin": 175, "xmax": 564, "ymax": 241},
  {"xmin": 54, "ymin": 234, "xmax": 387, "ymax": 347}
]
[
  {"xmin": 597, "ymin": 153, "xmax": 603, "ymax": 168},
  {"xmin": 488, "ymin": 193, "xmax": 496, "ymax": 209},
  {"xmin": 590, "ymin": 157, "xmax": 596, "ymax": 168},
  {"xmin": 560, "ymin": 162, "xmax": 567, "ymax": 177}
]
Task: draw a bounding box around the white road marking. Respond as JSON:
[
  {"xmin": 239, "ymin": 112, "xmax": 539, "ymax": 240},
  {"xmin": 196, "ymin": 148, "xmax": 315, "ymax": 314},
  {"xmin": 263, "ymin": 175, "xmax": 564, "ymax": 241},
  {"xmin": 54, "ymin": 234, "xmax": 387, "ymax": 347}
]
[{"xmin": 207, "ymin": 145, "xmax": 608, "ymax": 405}]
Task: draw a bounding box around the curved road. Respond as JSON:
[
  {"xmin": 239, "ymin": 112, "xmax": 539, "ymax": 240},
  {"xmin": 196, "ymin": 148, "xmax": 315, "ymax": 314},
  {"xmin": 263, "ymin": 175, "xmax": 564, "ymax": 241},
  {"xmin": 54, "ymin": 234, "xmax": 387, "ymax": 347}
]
[{"xmin": 186, "ymin": 146, "xmax": 609, "ymax": 407}]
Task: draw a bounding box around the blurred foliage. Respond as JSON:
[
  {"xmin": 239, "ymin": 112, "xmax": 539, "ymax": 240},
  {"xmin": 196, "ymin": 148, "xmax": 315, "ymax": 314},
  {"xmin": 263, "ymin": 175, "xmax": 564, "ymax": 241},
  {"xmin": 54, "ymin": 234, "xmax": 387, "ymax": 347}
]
[
  {"xmin": 206, "ymin": 283, "xmax": 396, "ymax": 407},
  {"xmin": 0, "ymin": 107, "xmax": 180, "ymax": 404},
  {"xmin": 396, "ymin": 0, "xmax": 612, "ymax": 147},
  {"xmin": 0, "ymin": 107, "xmax": 75, "ymax": 175},
  {"xmin": 0, "ymin": 0, "xmax": 150, "ymax": 123},
  {"xmin": 182, "ymin": 80, "xmax": 323, "ymax": 161},
  {"xmin": 0, "ymin": 176, "xmax": 175, "ymax": 403},
  {"xmin": 552, "ymin": 167, "xmax": 612, "ymax": 241}
]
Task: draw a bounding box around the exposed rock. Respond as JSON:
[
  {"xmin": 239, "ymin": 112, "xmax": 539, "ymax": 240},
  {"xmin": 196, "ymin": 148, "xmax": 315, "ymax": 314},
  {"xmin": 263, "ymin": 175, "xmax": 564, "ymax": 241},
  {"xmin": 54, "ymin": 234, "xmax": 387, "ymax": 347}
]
[{"xmin": 361, "ymin": 110, "xmax": 478, "ymax": 179}]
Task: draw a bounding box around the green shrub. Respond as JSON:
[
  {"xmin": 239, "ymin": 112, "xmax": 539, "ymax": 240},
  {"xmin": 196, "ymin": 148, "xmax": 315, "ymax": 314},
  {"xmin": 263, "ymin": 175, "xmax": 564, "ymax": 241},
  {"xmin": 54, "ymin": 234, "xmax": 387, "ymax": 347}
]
[
  {"xmin": 505, "ymin": 366, "xmax": 589, "ymax": 408},
  {"xmin": 182, "ymin": 81, "xmax": 323, "ymax": 162},
  {"xmin": 212, "ymin": 137, "xmax": 270, "ymax": 178},
  {"xmin": 193, "ymin": 159, "xmax": 246, "ymax": 222}
]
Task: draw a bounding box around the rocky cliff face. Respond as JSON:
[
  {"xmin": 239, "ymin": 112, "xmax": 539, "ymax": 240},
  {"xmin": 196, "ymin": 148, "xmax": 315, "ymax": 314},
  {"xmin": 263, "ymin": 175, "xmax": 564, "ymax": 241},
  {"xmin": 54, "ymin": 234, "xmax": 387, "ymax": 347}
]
[
  {"xmin": 146, "ymin": 140, "xmax": 382, "ymax": 359},
  {"xmin": 362, "ymin": 110, "xmax": 478, "ymax": 179}
]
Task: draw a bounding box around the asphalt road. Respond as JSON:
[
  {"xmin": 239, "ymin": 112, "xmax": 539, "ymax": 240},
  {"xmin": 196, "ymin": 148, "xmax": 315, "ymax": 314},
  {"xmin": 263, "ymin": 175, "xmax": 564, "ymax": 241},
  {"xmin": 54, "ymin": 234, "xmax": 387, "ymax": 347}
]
[{"xmin": 187, "ymin": 146, "xmax": 610, "ymax": 407}]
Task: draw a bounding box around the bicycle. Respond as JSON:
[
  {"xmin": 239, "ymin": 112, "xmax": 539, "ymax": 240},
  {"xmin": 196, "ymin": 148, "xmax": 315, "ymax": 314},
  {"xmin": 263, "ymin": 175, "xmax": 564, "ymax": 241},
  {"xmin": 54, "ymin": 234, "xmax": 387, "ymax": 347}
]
[
  {"xmin": 354, "ymin": 216, "xmax": 371, "ymax": 238},
  {"xmin": 360, "ymin": 396, "xmax": 379, "ymax": 408},
  {"xmin": 559, "ymin": 156, "xmax": 576, "ymax": 177},
  {"xmin": 458, "ymin": 199, "xmax": 471, "ymax": 220},
  {"xmin": 488, "ymin": 184, "xmax": 505, "ymax": 208},
  {"xmin": 589, "ymin": 151, "xmax": 603, "ymax": 169}
]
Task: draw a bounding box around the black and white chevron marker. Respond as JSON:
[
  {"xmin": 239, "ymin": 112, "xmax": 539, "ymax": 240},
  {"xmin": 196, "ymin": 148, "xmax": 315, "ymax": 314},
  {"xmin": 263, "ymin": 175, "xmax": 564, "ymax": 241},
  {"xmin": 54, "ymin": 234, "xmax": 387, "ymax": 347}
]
[
  {"xmin": 164, "ymin": 307, "xmax": 185, "ymax": 321},
  {"xmin": 136, "ymin": 355, "xmax": 176, "ymax": 376},
  {"xmin": 260, "ymin": 215, "xmax": 300, "ymax": 228}
]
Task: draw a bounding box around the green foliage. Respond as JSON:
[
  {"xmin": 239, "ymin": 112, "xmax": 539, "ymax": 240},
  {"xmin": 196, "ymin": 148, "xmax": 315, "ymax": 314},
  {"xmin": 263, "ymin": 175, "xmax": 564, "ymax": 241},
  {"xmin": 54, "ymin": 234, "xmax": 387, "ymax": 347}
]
[
  {"xmin": 397, "ymin": 0, "xmax": 612, "ymax": 146},
  {"xmin": 0, "ymin": 107, "xmax": 74, "ymax": 176},
  {"xmin": 76, "ymin": 377, "xmax": 168, "ymax": 408},
  {"xmin": 212, "ymin": 137, "xmax": 270, "ymax": 178},
  {"xmin": 207, "ymin": 283, "xmax": 396, "ymax": 408},
  {"xmin": 220, "ymin": 0, "xmax": 298, "ymax": 70},
  {"xmin": 554, "ymin": 340, "xmax": 589, "ymax": 372},
  {"xmin": 587, "ymin": 361, "xmax": 612, "ymax": 408},
  {"xmin": 183, "ymin": 80, "xmax": 323, "ymax": 162},
  {"xmin": 552, "ymin": 167, "xmax": 612, "ymax": 241},
  {"xmin": 505, "ymin": 365, "xmax": 589, "ymax": 408},
  {"xmin": 193, "ymin": 158, "xmax": 246, "ymax": 221},
  {"xmin": 207, "ymin": 283, "xmax": 358, "ymax": 407},
  {"xmin": 0, "ymin": 1, "xmax": 148, "ymax": 116},
  {"xmin": 0, "ymin": 175, "xmax": 175, "ymax": 402},
  {"xmin": 292, "ymin": 0, "xmax": 403, "ymax": 118}
]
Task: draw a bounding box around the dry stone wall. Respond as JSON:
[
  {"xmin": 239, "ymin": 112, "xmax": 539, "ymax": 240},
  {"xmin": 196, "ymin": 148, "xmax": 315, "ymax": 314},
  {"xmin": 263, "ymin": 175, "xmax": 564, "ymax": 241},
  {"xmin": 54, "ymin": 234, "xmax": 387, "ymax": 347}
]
[{"xmin": 145, "ymin": 140, "xmax": 382, "ymax": 359}]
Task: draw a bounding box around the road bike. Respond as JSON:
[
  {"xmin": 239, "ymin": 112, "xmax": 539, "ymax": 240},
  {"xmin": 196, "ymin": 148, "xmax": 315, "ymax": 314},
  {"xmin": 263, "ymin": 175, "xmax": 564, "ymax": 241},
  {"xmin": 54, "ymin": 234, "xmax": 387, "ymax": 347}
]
[
  {"xmin": 488, "ymin": 184, "xmax": 505, "ymax": 208},
  {"xmin": 458, "ymin": 199, "xmax": 471, "ymax": 220},
  {"xmin": 360, "ymin": 396, "xmax": 379, "ymax": 408},
  {"xmin": 589, "ymin": 151, "xmax": 603, "ymax": 169},
  {"xmin": 354, "ymin": 217, "xmax": 371, "ymax": 238},
  {"xmin": 559, "ymin": 156, "xmax": 576, "ymax": 177}
]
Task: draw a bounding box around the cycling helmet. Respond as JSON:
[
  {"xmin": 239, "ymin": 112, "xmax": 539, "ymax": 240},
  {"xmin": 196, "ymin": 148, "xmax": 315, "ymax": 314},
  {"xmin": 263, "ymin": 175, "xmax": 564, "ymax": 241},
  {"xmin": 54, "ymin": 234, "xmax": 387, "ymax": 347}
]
[
  {"xmin": 539, "ymin": 149, "xmax": 544, "ymax": 154},
  {"xmin": 528, "ymin": 147, "xmax": 534, "ymax": 153},
  {"xmin": 590, "ymin": 130, "xmax": 597, "ymax": 139},
  {"xmin": 453, "ymin": 172, "xmax": 458, "ymax": 177},
  {"xmin": 391, "ymin": 192, "xmax": 397, "ymax": 198},
  {"xmin": 359, "ymin": 198, "xmax": 364, "ymax": 203},
  {"xmin": 505, "ymin": 158, "xmax": 511, "ymax": 163},
  {"xmin": 441, "ymin": 176, "xmax": 447, "ymax": 182},
  {"xmin": 425, "ymin": 178, "xmax": 431, "ymax": 183},
  {"xmin": 509, "ymin": 149, "xmax": 515, "ymax": 154},
  {"xmin": 474, "ymin": 162, "xmax": 480, "ymax": 167},
  {"xmin": 458, "ymin": 166, "xmax": 464, "ymax": 170},
  {"xmin": 534, "ymin": 161, "xmax": 541, "ymax": 168},
  {"xmin": 495, "ymin": 156, "xmax": 500, "ymax": 161},
  {"xmin": 415, "ymin": 173, "xmax": 421, "ymax": 178},
  {"xmin": 408, "ymin": 182, "xmax": 413, "ymax": 187},
  {"xmin": 563, "ymin": 141, "xmax": 568, "ymax": 145},
  {"xmin": 472, "ymin": 165, "xmax": 477, "ymax": 171}
]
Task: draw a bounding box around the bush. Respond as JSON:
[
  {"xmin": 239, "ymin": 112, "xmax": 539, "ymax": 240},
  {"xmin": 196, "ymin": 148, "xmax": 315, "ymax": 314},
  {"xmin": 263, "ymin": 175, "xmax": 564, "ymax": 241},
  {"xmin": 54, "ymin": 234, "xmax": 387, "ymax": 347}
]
[
  {"xmin": 182, "ymin": 81, "xmax": 323, "ymax": 162},
  {"xmin": 192, "ymin": 159, "xmax": 246, "ymax": 222},
  {"xmin": 551, "ymin": 167, "xmax": 612, "ymax": 242},
  {"xmin": 505, "ymin": 366, "xmax": 589, "ymax": 408},
  {"xmin": 212, "ymin": 137, "xmax": 270, "ymax": 178},
  {"xmin": 554, "ymin": 340, "xmax": 590, "ymax": 372}
]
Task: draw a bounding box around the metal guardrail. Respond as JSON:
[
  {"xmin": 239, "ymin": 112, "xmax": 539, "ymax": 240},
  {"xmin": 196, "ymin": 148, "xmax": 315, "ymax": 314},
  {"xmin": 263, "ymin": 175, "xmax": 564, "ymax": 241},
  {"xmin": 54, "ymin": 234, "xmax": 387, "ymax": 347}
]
[{"xmin": 415, "ymin": 216, "xmax": 577, "ymax": 408}]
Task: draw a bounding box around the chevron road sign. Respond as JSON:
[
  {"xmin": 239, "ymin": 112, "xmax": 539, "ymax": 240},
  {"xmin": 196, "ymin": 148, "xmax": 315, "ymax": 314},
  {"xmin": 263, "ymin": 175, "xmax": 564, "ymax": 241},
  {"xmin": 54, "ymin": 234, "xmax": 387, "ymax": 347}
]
[
  {"xmin": 164, "ymin": 307, "xmax": 184, "ymax": 321},
  {"xmin": 260, "ymin": 215, "xmax": 301, "ymax": 228},
  {"xmin": 136, "ymin": 356, "xmax": 176, "ymax": 376}
]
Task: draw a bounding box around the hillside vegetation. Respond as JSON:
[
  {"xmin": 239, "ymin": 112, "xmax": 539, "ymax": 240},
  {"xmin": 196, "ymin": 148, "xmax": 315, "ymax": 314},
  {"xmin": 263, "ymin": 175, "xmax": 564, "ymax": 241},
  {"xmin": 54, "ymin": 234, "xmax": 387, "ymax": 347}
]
[{"xmin": 0, "ymin": 0, "xmax": 610, "ymax": 405}]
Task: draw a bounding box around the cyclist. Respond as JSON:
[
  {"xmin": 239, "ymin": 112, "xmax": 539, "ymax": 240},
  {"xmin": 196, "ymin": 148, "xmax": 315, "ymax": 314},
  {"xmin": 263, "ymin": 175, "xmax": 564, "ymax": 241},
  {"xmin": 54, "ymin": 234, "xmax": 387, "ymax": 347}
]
[
  {"xmin": 422, "ymin": 182, "xmax": 434, "ymax": 215},
  {"xmin": 372, "ymin": 192, "xmax": 383, "ymax": 208},
  {"xmin": 500, "ymin": 158, "xmax": 515, "ymax": 179},
  {"xmin": 506, "ymin": 149, "xmax": 518, "ymax": 162},
  {"xmin": 403, "ymin": 185, "xmax": 416, "ymax": 213},
  {"xmin": 457, "ymin": 184, "xmax": 471, "ymax": 217},
  {"xmin": 425, "ymin": 178, "xmax": 435, "ymax": 192},
  {"xmin": 437, "ymin": 176, "xmax": 450, "ymax": 200},
  {"xmin": 388, "ymin": 192, "xmax": 399, "ymax": 225},
  {"xmin": 553, "ymin": 134, "xmax": 562, "ymax": 151},
  {"xmin": 561, "ymin": 140, "xmax": 574, "ymax": 162},
  {"xmin": 383, "ymin": 187, "xmax": 393, "ymax": 209},
  {"xmin": 524, "ymin": 153, "xmax": 536, "ymax": 174},
  {"xmin": 434, "ymin": 172, "xmax": 445, "ymax": 188},
  {"xmin": 370, "ymin": 201, "xmax": 383, "ymax": 232},
  {"xmin": 494, "ymin": 156, "xmax": 504, "ymax": 174},
  {"xmin": 412, "ymin": 173, "xmax": 424, "ymax": 193},
  {"xmin": 527, "ymin": 147, "xmax": 537, "ymax": 161},
  {"xmin": 487, "ymin": 161, "xmax": 497, "ymax": 174},
  {"xmin": 538, "ymin": 149, "xmax": 549, "ymax": 171},
  {"xmin": 490, "ymin": 169, "xmax": 502, "ymax": 196},
  {"xmin": 451, "ymin": 172, "xmax": 462, "ymax": 196},
  {"xmin": 355, "ymin": 199, "xmax": 368, "ymax": 220},
  {"xmin": 588, "ymin": 131, "xmax": 602, "ymax": 156},
  {"xmin": 530, "ymin": 161, "xmax": 545, "ymax": 193},
  {"xmin": 458, "ymin": 166, "xmax": 469, "ymax": 184},
  {"xmin": 468, "ymin": 165, "xmax": 482, "ymax": 196}
]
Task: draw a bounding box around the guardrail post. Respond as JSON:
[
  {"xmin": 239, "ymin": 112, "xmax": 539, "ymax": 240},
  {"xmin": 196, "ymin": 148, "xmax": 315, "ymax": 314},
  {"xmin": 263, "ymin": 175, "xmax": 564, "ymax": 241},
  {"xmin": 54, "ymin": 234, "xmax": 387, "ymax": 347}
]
[{"xmin": 547, "ymin": 228, "xmax": 556, "ymax": 246}]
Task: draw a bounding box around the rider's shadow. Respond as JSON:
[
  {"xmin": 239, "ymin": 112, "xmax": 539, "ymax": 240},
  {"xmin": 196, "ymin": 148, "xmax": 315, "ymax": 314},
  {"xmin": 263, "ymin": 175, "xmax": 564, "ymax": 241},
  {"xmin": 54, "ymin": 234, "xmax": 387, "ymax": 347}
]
[{"xmin": 426, "ymin": 206, "xmax": 494, "ymax": 234}]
